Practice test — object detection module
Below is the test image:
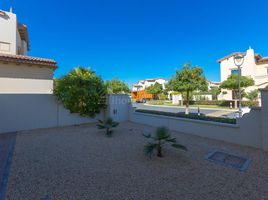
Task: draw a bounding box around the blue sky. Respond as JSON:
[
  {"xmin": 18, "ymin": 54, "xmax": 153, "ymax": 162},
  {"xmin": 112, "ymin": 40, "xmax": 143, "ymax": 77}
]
[{"xmin": 1, "ymin": 0, "xmax": 268, "ymax": 86}]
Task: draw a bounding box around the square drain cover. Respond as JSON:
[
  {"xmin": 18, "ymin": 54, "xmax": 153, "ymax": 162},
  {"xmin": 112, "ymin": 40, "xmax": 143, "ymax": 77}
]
[{"xmin": 205, "ymin": 150, "xmax": 251, "ymax": 171}]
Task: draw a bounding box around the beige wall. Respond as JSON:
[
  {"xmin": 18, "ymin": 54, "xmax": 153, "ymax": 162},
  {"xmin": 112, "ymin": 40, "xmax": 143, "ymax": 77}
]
[{"xmin": 0, "ymin": 62, "xmax": 54, "ymax": 94}]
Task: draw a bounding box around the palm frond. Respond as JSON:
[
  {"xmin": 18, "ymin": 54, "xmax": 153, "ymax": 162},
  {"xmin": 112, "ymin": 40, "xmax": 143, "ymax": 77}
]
[
  {"xmin": 144, "ymin": 143, "xmax": 157, "ymax": 157},
  {"xmin": 171, "ymin": 143, "xmax": 188, "ymax": 151},
  {"xmin": 166, "ymin": 137, "xmax": 176, "ymax": 143},
  {"xmin": 111, "ymin": 122, "xmax": 119, "ymax": 127},
  {"xmin": 97, "ymin": 124, "xmax": 105, "ymax": 129},
  {"xmin": 143, "ymin": 133, "xmax": 152, "ymax": 139},
  {"xmin": 155, "ymin": 127, "xmax": 170, "ymax": 140}
]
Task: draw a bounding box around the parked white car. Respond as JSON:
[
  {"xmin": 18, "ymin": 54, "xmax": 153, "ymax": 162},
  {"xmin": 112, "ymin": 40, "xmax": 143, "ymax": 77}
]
[{"xmin": 236, "ymin": 107, "xmax": 251, "ymax": 118}]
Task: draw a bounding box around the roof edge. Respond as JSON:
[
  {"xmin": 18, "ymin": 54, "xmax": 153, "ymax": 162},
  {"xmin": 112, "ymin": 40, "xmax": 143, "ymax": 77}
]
[{"xmin": 0, "ymin": 53, "xmax": 57, "ymax": 69}]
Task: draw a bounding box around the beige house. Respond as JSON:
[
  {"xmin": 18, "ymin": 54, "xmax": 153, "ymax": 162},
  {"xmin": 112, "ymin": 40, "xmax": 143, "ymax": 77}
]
[
  {"xmin": 0, "ymin": 9, "xmax": 57, "ymax": 94},
  {"xmin": 217, "ymin": 47, "xmax": 268, "ymax": 100}
]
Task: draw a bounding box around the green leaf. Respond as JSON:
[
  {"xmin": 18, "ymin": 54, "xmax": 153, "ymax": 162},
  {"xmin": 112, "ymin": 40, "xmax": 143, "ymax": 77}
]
[
  {"xmin": 166, "ymin": 137, "xmax": 176, "ymax": 143},
  {"xmin": 172, "ymin": 144, "xmax": 188, "ymax": 151},
  {"xmin": 144, "ymin": 143, "xmax": 157, "ymax": 157},
  {"xmin": 143, "ymin": 133, "xmax": 152, "ymax": 139}
]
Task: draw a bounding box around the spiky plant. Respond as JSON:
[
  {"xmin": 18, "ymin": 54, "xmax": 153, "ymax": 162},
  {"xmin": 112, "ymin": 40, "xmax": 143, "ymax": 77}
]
[
  {"xmin": 143, "ymin": 127, "xmax": 187, "ymax": 157},
  {"xmin": 97, "ymin": 117, "xmax": 119, "ymax": 137}
]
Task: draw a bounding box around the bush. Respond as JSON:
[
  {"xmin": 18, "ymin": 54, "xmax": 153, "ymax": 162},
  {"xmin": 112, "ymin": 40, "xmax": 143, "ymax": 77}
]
[
  {"xmin": 158, "ymin": 93, "xmax": 168, "ymax": 100},
  {"xmin": 136, "ymin": 109, "xmax": 236, "ymax": 124},
  {"xmin": 143, "ymin": 127, "xmax": 187, "ymax": 157},
  {"xmin": 147, "ymin": 100, "xmax": 164, "ymax": 105},
  {"xmin": 182, "ymin": 100, "xmax": 259, "ymax": 107},
  {"xmin": 97, "ymin": 117, "xmax": 119, "ymax": 137},
  {"xmin": 54, "ymin": 67, "xmax": 107, "ymax": 117}
]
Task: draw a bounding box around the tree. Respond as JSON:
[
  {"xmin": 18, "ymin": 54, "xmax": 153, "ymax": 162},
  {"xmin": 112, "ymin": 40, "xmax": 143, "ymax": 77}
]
[
  {"xmin": 143, "ymin": 127, "xmax": 187, "ymax": 157},
  {"xmin": 145, "ymin": 82, "xmax": 163, "ymax": 100},
  {"xmin": 220, "ymin": 74, "xmax": 254, "ymax": 100},
  {"xmin": 210, "ymin": 86, "xmax": 221, "ymax": 100},
  {"xmin": 106, "ymin": 78, "xmax": 130, "ymax": 94},
  {"xmin": 246, "ymin": 89, "xmax": 259, "ymax": 102},
  {"xmin": 169, "ymin": 63, "xmax": 208, "ymax": 114},
  {"xmin": 54, "ymin": 67, "xmax": 107, "ymax": 117}
]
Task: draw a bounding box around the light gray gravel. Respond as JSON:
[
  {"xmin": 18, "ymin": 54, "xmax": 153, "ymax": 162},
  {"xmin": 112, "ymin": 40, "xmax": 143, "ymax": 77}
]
[{"xmin": 5, "ymin": 122, "xmax": 268, "ymax": 200}]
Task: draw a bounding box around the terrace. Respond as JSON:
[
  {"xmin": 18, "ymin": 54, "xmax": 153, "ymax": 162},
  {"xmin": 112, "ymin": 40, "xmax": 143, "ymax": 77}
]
[{"xmin": 2, "ymin": 122, "xmax": 268, "ymax": 200}]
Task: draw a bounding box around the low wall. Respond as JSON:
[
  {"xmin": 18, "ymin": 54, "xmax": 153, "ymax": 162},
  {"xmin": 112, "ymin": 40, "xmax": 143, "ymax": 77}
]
[
  {"xmin": 130, "ymin": 107, "xmax": 262, "ymax": 148},
  {"xmin": 129, "ymin": 88, "xmax": 268, "ymax": 151},
  {"xmin": 0, "ymin": 94, "xmax": 103, "ymax": 133}
]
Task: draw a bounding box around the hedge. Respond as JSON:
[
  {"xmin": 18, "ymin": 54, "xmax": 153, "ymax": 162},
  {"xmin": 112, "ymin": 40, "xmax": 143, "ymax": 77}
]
[
  {"xmin": 183, "ymin": 100, "xmax": 259, "ymax": 107},
  {"xmin": 135, "ymin": 109, "xmax": 237, "ymax": 124}
]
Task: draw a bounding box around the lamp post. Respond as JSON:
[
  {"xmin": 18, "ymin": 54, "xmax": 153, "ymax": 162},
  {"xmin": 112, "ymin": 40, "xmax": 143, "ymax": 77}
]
[{"xmin": 233, "ymin": 54, "xmax": 245, "ymax": 117}]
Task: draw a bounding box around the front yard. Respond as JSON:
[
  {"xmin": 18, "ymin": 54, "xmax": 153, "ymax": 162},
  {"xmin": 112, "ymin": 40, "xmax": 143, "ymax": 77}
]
[{"xmin": 4, "ymin": 122, "xmax": 268, "ymax": 200}]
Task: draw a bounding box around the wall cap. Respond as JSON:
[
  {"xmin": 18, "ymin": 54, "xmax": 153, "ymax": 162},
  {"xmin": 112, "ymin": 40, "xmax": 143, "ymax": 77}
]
[
  {"xmin": 260, "ymin": 89, "xmax": 268, "ymax": 92},
  {"xmin": 133, "ymin": 111, "xmax": 240, "ymax": 128}
]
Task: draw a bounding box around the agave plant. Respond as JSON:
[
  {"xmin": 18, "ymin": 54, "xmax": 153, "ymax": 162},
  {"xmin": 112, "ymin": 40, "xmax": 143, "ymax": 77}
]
[
  {"xmin": 143, "ymin": 126, "xmax": 187, "ymax": 157},
  {"xmin": 97, "ymin": 117, "xmax": 119, "ymax": 136}
]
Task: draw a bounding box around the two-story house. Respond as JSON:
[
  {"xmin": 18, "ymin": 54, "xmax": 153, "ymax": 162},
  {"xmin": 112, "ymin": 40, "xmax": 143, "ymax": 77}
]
[
  {"xmin": 132, "ymin": 78, "xmax": 167, "ymax": 92},
  {"xmin": 217, "ymin": 47, "xmax": 268, "ymax": 100},
  {"xmin": 0, "ymin": 9, "xmax": 57, "ymax": 94}
]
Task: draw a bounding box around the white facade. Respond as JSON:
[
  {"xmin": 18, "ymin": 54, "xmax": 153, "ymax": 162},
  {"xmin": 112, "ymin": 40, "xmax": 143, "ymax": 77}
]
[
  {"xmin": 132, "ymin": 78, "xmax": 168, "ymax": 91},
  {"xmin": 0, "ymin": 9, "xmax": 28, "ymax": 55},
  {"xmin": 0, "ymin": 9, "xmax": 56, "ymax": 94},
  {"xmin": 218, "ymin": 47, "xmax": 268, "ymax": 100}
]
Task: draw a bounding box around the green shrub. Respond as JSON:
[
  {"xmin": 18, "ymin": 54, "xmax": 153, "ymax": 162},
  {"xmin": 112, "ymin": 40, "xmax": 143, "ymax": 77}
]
[
  {"xmin": 147, "ymin": 100, "xmax": 164, "ymax": 105},
  {"xmin": 182, "ymin": 100, "xmax": 259, "ymax": 107},
  {"xmin": 143, "ymin": 127, "xmax": 187, "ymax": 157},
  {"xmin": 136, "ymin": 109, "xmax": 236, "ymax": 124},
  {"xmin": 54, "ymin": 67, "xmax": 107, "ymax": 117},
  {"xmin": 97, "ymin": 117, "xmax": 119, "ymax": 137}
]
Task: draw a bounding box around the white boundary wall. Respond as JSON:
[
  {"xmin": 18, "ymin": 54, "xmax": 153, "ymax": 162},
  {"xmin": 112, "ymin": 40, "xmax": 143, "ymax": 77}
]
[
  {"xmin": 130, "ymin": 89, "xmax": 268, "ymax": 151},
  {"xmin": 0, "ymin": 94, "xmax": 104, "ymax": 133}
]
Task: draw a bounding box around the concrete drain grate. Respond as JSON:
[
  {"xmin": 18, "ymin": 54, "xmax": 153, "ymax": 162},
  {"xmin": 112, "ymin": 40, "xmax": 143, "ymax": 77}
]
[{"xmin": 205, "ymin": 150, "xmax": 251, "ymax": 171}]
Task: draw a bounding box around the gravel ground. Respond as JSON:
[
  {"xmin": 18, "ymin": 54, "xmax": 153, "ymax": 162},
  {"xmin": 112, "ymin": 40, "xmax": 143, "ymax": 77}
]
[{"xmin": 5, "ymin": 122, "xmax": 268, "ymax": 200}]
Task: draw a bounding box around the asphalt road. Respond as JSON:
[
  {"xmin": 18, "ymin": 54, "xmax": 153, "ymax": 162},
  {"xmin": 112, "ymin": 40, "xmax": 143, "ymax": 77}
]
[{"xmin": 133, "ymin": 103, "xmax": 237, "ymax": 118}]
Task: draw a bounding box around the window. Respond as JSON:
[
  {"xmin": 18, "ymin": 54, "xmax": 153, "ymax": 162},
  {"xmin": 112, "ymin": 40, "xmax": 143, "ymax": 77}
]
[{"xmin": 231, "ymin": 69, "xmax": 239, "ymax": 75}]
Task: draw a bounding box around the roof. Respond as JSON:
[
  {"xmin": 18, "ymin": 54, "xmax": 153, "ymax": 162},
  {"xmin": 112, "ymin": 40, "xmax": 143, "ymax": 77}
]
[
  {"xmin": 217, "ymin": 51, "xmax": 268, "ymax": 64},
  {"xmin": 257, "ymin": 56, "xmax": 268, "ymax": 64},
  {"xmin": 0, "ymin": 10, "xmax": 5, "ymax": 16},
  {"xmin": 217, "ymin": 52, "xmax": 246, "ymax": 63},
  {"xmin": 0, "ymin": 53, "xmax": 57, "ymax": 69},
  {"xmin": 17, "ymin": 23, "xmax": 30, "ymax": 50}
]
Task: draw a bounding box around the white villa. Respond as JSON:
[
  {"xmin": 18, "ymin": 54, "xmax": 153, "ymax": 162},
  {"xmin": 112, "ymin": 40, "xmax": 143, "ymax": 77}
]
[
  {"xmin": 0, "ymin": 9, "xmax": 57, "ymax": 94},
  {"xmin": 218, "ymin": 47, "xmax": 268, "ymax": 100},
  {"xmin": 132, "ymin": 78, "xmax": 168, "ymax": 92}
]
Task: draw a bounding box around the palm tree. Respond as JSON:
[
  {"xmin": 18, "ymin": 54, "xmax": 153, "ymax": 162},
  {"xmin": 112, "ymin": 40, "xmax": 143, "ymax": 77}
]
[
  {"xmin": 97, "ymin": 117, "xmax": 119, "ymax": 137},
  {"xmin": 143, "ymin": 127, "xmax": 187, "ymax": 157}
]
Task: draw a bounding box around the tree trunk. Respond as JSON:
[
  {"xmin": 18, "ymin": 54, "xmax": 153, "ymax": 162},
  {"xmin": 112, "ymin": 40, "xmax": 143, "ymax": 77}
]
[
  {"xmin": 157, "ymin": 144, "xmax": 162, "ymax": 157},
  {"xmin": 185, "ymin": 90, "xmax": 190, "ymax": 115}
]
